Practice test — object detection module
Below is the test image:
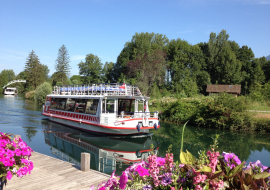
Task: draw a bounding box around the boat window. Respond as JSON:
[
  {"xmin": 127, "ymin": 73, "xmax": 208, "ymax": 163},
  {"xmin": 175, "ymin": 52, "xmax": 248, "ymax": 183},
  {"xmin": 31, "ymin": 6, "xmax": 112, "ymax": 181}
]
[
  {"xmin": 65, "ymin": 98, "xmax": 76, "ymax": 112},
  {"xmin": 118, "ymin": 99, "xmax": 135, "ymax": 113},
  {"xmin": 85, "ymin": 99, "xmax": 99, "ymax": 115},
  {"xmin": 74, "ymin": 99, "xmax": 86, "ymax": 113},
  {"xmin": 138, "ymin": 101, "xmax": 145, "ymax": 112},
  {"xmin": 106, "ymin": 99, "xmax": 115, "ymax": 113},
  {"xmin": 56, "ymin": 98, "xmax": 66, "ymax": 110},
  {"xmin": 50, "ymin": 98, "xmax": 58, "ymax": 109}
]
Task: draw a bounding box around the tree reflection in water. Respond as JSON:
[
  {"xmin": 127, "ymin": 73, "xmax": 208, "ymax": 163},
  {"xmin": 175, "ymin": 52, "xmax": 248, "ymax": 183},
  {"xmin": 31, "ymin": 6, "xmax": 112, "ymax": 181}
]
[{"xmin": 151, "ymin": 122, "xmax": 270, "ymax": 166}]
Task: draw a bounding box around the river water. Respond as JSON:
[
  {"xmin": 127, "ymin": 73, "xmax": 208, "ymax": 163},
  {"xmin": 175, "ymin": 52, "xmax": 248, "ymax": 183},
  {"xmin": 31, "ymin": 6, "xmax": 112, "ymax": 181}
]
[{"xmin": 0, "ymin": 94, "xmax": 269, "ymax": 175}]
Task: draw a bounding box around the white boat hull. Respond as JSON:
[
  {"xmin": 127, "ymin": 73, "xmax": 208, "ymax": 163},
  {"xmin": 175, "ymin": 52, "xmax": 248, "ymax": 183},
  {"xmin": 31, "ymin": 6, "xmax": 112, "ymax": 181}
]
[{"xmin": 46, "ymin": 116, "xmax": 150, "ymax": 135}]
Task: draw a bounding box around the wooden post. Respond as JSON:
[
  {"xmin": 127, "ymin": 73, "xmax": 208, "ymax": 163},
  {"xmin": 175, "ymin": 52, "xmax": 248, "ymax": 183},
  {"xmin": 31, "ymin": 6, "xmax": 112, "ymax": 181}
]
[{"xmin": 81, "ymin": 152, "xmax": 90, "ymax": 172}]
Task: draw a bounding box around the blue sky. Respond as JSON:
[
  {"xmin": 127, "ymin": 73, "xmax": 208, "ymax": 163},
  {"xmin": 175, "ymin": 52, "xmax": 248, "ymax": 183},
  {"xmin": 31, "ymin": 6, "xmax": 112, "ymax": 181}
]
[{"xmin": 0, "ymin": 0, "xmax": 269, "ymax": 76}]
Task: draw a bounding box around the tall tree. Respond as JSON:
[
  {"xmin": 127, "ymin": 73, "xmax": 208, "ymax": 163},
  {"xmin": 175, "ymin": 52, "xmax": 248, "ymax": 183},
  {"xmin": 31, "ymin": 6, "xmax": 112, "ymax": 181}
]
[
  {"xmin": 168, "ymin": 39, "xmax": 210, "ymax": 96},
  {"xmin": 126, "ymin": 49, "xmax": 167, "ymax": 95},
  {"xmin": 24, "ymin": 50, "xmax": 45, "ymax": 89},
  {"xmin": 102, "ymin": 62, "xmax": 114, "ymax": 83},
  {"xmin": 55, "ymin": 45, "xmax": 71, "ymax": 83},
  {"xmin": 262, "ymin": 59, "xmax": 270, "ymax": 83},
  {"xmin": 114, "ymin": 32, "xmax": 169, "ymax": 83},
  {"xmin": 78, "ymin": 54, "xmax": 103, "ymax": 84},
  {"xmin": 206, "ymin": 30, "xmax": 242, "ymax": 84}
]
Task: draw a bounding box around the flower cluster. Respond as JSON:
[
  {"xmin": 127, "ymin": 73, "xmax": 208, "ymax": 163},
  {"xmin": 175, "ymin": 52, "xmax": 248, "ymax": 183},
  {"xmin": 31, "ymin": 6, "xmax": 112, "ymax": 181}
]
[
  {"xmin": 0, "ymin": 133, "xmax": 33, "ymax": 181},
  {"xmin": 207, "ymin": 150, "xmax": 220, "ymax": 173},
  {"xmin": 90, "ymin": 147, "xmax": 270, "ymax": 190}
]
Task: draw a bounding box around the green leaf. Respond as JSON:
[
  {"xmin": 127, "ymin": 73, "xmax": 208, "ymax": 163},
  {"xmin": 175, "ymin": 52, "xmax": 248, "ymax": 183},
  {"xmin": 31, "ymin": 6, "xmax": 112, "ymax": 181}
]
[
  {"xmin": 228, "ymin": 161, "xmax": 245, "ymax": 178},
  {"xmin": 243, "ymin": 167, "xmax": 253, "ymax": 176},
  {"xmin": 242, "ymin": 184, "xmax": 250, "ymax": 190},
  {"xmin": 180, "ymin": 150, "xmax": 196, "ymax": 165},
  {"xmin": 253, "ymin": 172, "xmax": 270, "ymax": 180},
  {"xmin": 196, "ymin": 166, "xmax": 212, "ymax": 173}
]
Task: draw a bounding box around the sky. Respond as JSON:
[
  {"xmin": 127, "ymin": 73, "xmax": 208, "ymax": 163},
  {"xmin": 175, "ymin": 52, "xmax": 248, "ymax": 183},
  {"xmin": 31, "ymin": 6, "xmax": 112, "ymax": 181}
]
[{"xmin": 0, "ymin": 0, "xmax": 269, "ymax": 77}]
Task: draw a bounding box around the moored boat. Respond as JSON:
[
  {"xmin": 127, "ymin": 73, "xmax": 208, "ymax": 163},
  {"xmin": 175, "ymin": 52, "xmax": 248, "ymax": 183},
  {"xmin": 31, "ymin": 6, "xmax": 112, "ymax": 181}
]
[
  {"xmin": 42, "ymin": 83, "xmax": 160, "ymax": 135},
  {"xmin": 4, "ymin": 87, "xmax": 18, "ymax": 95}
]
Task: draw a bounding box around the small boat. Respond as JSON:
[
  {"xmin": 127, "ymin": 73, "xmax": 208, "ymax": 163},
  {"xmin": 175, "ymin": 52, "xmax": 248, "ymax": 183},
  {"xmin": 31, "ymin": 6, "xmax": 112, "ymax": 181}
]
[
  {"xmin": 42, "ymin": 83, "xmax": 160, "ymax": 135},
  {"xmin": 4, "ymin": 87, "xmax": 18, "ymax": 95}
]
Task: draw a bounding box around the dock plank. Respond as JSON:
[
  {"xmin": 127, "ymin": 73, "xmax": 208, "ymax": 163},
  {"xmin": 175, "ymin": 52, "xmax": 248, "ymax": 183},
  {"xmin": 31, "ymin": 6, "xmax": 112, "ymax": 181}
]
[{"xmin": 5, "ymin": 152, "xmax": 110, "ymax": 190}]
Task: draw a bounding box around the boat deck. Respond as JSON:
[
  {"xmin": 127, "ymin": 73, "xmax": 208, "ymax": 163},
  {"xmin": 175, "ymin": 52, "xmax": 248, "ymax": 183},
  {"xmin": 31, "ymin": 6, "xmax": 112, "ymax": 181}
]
[{"xmin": 5, "ymin": 152, "xmax": 110, "ymax": 190}]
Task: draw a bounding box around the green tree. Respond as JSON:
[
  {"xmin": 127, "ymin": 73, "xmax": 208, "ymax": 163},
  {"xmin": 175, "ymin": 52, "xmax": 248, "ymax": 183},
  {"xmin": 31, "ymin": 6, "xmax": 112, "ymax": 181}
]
[
  {"xmin": 70, "ymin": 75, "xmax": 82, "ymax": 84},
  {"xmin": 24, "ymin": 50, "xmax": 45, "ymax": 89},
  {"xmin": 114, "ymin": 32, "xmax": 169, "ymax": 84},
  {"xmin": 55, "ymin": 45, "xmax": 71, "ymax": 83},
  {"xmin": 42, "ymin": 64, "xmax": 50, "ymax": 81},
  {"xmin": 206, "ymin": 30, "xmax": 242, "ymax": 85},
  {"xmin": 126, "ymin": 49, "xmax": 167, "ymax": 95},
  {"xmin": 168, "ymin": 39, "xmax": 210, "ymax": 96},
  {"xmin": 16, "ymin": 71, "xmax": 27, "ymax": 93},
  {"xmin": 0, "ymin": 69, "xmax": 16, "ymax": 93},
  {"xmin": 34, "ymin": 82, "xmax": 52, "ymax": 103},
  {"xmin": 262, "ymin": 59, "xmax": 270, "ymax": 82},
  {"xmin": 251, "ymin": 58, "xmax": 265, "ymax": 85},
  {"xmin": 238, "ymin": 45, "xmax": 255, "ymax": 94},
  {"xmin": 78, "ymin": 54, "xmax": 103, "ymax": 84},
  {"xmin": 102, "ymin": 62, "xmax": 114, "ymax": 83},
  {"xmin": 51, "ymin": 71, "xmax": 67, "ymax": 86}
]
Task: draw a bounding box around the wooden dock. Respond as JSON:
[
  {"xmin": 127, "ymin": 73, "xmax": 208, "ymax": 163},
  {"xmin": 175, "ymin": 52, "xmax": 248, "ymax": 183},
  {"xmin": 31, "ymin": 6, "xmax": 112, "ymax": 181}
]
[{"xmin": 5, "ymin": 151, "xmax": 110, "ymax": 190}]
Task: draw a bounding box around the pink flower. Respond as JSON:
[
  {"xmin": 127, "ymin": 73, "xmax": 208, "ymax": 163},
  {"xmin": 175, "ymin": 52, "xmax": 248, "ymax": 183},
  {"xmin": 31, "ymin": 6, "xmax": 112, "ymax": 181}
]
[
  {"xmin": 0, "ymin": 148, "xmax": 5, "ymax": 156},
  {"xmin": 135, "ymin": 165, "xmax": 149, "ymax": 177},
  {"xmin": 7, "ymin": 171, "xmax": 12, "ymax": 180},
  {"xmin": 11, "ymin": 141, "xmax": 17, "ymax": 148},
  {"xmin": 14, "ymin": 149, "xmax": 21, "ymax": 156},
  {"xmin": 119, "ymin": 171, "xmax": 128, "ymax": 190},
  {"xmin": 21, "ymin": 148, "xmax": 30, "ymax": 156},
  {"xmin": 195, "ymin": 185, "xmax": 203, "ymax": 190},
  {"xmin": 156, "ymin": 157, "xmax": 165, "ymax": 166},
  {"xmin": 6, "ymin": 149, "xmax": 14, "ymax": 158},
  {"xmin": 18, "ymin": 142, "xmax": 27, "ymax": 149},
  {"xmin": 0, "ymin": 140, "xmax": 8, "ymax": 147}
]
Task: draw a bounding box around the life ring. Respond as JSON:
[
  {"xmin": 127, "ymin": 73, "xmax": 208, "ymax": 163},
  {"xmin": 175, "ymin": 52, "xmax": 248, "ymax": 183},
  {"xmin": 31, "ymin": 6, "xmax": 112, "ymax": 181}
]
[
  {"xmin": 137, "ymin": 124, "xmax": 140, "ymax": 131},
  {"xmin": 154, "ymin": 123, "xmax": 157, "ymax": 130}
]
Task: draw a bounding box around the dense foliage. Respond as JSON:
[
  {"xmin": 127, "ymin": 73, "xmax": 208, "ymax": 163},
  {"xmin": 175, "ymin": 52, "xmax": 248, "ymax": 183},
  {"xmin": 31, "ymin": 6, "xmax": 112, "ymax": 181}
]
[
  {"xmin": 152, "ymin": 93, "xmax": 270, "ymax": 132},
  {"xmin": 34, "ymin": 82, "xmax": 52, "ymax": 103}
]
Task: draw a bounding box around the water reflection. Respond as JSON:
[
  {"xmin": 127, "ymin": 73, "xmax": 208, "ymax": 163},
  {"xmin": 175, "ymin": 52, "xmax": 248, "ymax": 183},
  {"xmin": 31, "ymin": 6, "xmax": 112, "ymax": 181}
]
[
  {"xmin": 150, "ymin": 122, "xmax": 270, "ymax": 167},
  {"xmin": 41, "ymin": 120, "xmax": 159, "ymax": 175}
]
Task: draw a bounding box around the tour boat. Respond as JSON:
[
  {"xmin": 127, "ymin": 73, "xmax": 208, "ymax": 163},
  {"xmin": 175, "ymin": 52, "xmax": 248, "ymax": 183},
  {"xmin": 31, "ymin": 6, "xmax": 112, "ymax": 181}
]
[
  {"xmin": 42, "ymin": 83, "xmax": 160, "ymax": 135},
  {"xmin": 4, "ymin": 87, "xmax": 18, "ymax": 95}
]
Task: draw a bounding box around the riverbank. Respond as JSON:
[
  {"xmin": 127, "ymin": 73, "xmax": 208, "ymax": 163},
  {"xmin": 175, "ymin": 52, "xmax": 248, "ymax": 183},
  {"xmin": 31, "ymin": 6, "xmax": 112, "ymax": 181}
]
[{"xmin": 149, "ymin": 93, "xmax": 270, "ymax": 133}]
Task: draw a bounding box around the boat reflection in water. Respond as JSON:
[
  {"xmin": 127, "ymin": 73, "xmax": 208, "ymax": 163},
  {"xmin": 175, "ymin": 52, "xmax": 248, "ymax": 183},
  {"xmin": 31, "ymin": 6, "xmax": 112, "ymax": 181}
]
[{"xmin": 42, "ymin": 120, "xmax": 159, "ymax": 175}]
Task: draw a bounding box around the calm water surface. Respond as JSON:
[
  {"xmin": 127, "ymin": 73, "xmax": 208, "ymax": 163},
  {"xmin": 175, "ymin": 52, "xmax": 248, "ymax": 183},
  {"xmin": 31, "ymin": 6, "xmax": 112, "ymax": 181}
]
[{"xmin": 0, "ymin": 94, "xmax": 269, "ymax": 175}]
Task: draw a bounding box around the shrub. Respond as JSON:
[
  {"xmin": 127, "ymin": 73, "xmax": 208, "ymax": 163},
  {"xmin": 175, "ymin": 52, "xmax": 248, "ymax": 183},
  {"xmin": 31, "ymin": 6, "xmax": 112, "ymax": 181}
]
[{"xmin": 34, "ymin": 82, "xmax": 52, "ymax": 104}]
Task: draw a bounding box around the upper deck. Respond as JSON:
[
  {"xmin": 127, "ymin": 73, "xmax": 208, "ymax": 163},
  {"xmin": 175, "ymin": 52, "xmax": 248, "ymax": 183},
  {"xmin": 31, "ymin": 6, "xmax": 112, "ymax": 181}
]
[{"xmin": 53, "ymin": 83, "xmax": 144, "ymax": 97}]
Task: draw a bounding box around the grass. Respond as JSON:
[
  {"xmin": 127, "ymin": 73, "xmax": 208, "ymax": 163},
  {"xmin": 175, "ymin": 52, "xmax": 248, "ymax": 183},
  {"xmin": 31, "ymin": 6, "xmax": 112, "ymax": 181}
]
[{"xmin": 247, "ymin": 100, "xmax": 270, "ymax": 111}]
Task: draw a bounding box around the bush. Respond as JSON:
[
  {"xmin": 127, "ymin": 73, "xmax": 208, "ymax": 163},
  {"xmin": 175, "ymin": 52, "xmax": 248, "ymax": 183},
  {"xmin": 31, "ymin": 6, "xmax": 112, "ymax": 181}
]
[
  {"xmin": 25, "ymin": 90, "xmax": 36, "ymax": 100},
  {"xmin": 34, "ymin": 82, "xmax": 52, "ymax": 103}
]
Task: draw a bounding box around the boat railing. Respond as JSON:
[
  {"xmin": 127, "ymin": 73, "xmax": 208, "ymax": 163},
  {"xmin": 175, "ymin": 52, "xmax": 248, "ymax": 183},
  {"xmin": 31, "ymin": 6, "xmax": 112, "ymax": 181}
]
[
  {"xmin": 101, "ymin": 111, "xmax": 159, "ymax": 119},
  {"xmin": 53, "ymin": 83, "xmax": 143, "ymax": 97}
]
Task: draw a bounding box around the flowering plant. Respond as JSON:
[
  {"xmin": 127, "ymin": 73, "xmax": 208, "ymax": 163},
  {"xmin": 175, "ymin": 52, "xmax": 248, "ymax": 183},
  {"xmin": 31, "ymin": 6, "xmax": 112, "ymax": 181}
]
[
  {"xmin": 0, "ymin": 133, "xmax": 34, "ymax": 184},
  {"xmin": 89, "ymin": 134, "xmax": 270, "ymax": 190}
]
